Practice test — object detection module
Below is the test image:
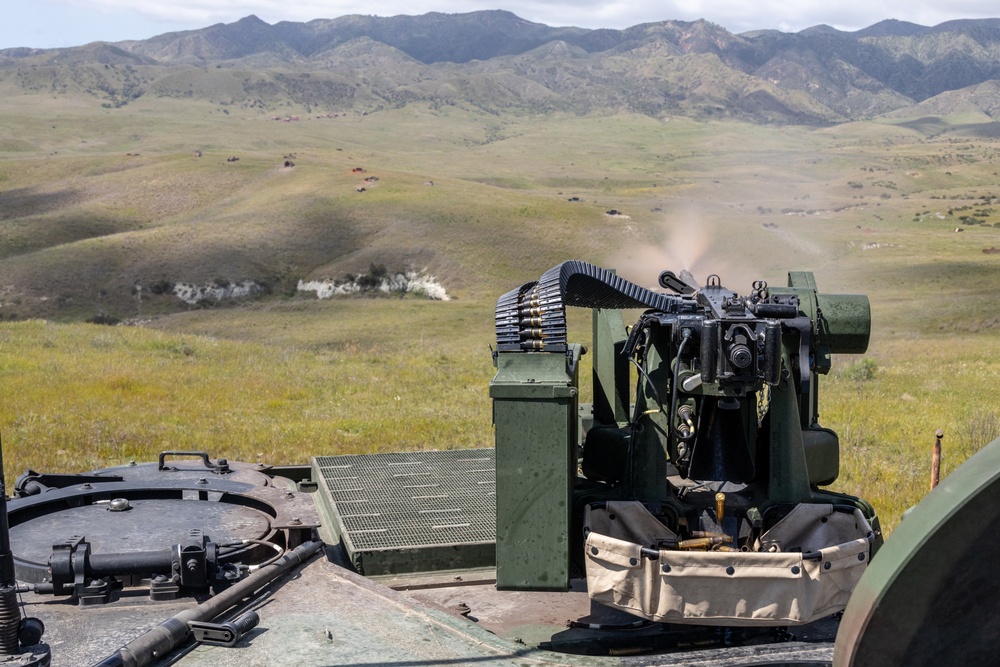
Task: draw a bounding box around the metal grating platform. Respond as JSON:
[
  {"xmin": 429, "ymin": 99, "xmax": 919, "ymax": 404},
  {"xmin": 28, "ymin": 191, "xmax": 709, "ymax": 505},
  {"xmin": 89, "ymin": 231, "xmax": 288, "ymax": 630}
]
[{"xmin": 313, "ymin": 449, "xmax": 496, "ymax": 575}]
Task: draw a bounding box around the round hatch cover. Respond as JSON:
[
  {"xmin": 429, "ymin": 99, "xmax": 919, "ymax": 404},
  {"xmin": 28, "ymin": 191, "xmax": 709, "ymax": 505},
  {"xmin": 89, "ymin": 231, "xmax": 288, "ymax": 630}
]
[
  {"xmin": 10, "ymin": 497, "xmax": 270, "ymax": 565},
  {"xmin": 5, "ymin": 454, "xmax": 318, "ymax": 587}
]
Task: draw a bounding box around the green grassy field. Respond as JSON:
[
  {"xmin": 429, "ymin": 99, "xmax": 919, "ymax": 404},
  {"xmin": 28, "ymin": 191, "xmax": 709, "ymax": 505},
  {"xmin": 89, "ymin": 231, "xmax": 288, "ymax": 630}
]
[{"xmin": 2, "ymin": 91, "xmax": 1000, "ymax": 533}]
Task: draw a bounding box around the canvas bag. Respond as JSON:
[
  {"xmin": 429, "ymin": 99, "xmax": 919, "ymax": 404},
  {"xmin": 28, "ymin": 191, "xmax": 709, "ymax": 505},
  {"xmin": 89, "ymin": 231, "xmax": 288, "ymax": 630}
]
[{"xmin": 583, "ymin": 500, "xmax": 872, "ymax": 626}]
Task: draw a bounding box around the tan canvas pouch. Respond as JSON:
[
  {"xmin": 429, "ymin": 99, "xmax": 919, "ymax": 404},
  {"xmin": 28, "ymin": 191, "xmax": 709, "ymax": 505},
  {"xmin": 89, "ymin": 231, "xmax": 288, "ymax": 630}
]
[{"xmin": 584, "ymin": 501, "xmax": 871, "ymax": 626}]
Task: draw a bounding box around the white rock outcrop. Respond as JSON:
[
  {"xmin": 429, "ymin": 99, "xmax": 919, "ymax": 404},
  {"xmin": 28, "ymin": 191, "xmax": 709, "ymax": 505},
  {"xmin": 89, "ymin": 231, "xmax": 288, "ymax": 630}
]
[{"xmin": 297, "ymin": 271, "xmax": 449, "ymax": 301}]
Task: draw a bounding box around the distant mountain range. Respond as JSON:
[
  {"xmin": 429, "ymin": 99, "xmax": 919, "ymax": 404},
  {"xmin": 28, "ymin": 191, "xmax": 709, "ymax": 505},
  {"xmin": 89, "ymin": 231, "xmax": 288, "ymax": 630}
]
[{"xmin": 3, "ymin": 10, "xmax": 1000, "ymax": 123}]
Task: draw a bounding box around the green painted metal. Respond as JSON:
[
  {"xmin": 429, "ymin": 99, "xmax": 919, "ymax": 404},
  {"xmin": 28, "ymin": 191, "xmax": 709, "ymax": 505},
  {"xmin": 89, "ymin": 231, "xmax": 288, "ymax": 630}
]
[
  {"xmin": 787, "ymin": 270, "xmax": 819, "ymax": 291},
  {"xmin": 762, "ymin": 375, "xmax": 814, "ymax": 504},
  {"xmin": 491, "ymin": 347, "xmax": 581, "ymax": 591},
  {"xmin": 591, "ymin": 308, "xmax": 630, "ymax": 426},
  {"xmin": 785, "ymin": 270, "xmax": 873, "ymax": 357},
  {"xmin": 834, "ymin": 435, "xmax": 1000, "ymax": 666},
  {"xmin": 816, "ymin": 293, "xmax": 871, "ymax": 355},
  {"xmin": 629, "ymin": 321, "xmax": 672, "ymax": 500},
  {"xmin": 771, "ymin": 273, "xmax": 871, "ymax": 428},
  {"xmin": 801, "ymin": 426, "xmax": 840, "ymax": 486}
]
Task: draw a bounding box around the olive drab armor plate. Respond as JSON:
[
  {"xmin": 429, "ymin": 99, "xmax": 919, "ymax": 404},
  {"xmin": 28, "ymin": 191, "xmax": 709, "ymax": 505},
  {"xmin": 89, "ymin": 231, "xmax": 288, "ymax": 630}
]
[{"xmin": 834, "ymin": 435, "xmax": 1000, "ymax": 667}]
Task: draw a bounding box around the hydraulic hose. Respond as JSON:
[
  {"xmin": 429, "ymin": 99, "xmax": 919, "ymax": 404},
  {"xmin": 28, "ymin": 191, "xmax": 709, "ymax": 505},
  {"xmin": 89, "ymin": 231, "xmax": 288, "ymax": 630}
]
[{"xmin": 90, "ymin": 539, "xmax": 324, "ymax": 667}]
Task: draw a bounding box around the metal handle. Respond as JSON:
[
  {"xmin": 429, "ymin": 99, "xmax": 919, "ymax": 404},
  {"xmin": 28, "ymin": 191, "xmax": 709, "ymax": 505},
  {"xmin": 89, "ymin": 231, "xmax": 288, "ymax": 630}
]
[
  {"xmin": 157, "ymin": 451, "xmax": 230, "ymax": 473},
  {"xmin": 189, "ymin": 611, "xmax": 260, "ymax": 647}
]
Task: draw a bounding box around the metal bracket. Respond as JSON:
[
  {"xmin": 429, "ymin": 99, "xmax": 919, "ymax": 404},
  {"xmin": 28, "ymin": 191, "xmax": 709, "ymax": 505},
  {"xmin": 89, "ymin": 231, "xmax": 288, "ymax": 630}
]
[
  {"xmin": 48, "ymin": 535, "xmax": 88, "ymax": 598},
  {"xmin": 48, "ymin": 536, "xmax": 117, "ymax": 605},
  {"xmin": 173, "ymin": 529, "xmax": 210, "ymax": 588}
]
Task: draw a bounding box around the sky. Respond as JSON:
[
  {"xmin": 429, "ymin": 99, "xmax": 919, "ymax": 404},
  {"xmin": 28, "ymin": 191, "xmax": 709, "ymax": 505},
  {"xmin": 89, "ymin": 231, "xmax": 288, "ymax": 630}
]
[{"xmin": 3, "ymin": 0, "xmax": 998, "ymax": 50}]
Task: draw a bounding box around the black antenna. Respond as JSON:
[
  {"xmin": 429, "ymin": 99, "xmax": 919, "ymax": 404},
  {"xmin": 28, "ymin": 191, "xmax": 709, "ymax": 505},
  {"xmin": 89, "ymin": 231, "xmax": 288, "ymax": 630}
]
[
  {"xmin": 0, "ymin": 432, "xmax": 22, "ymax": 653},
  {"xmin": 0, "ymin": 433, "xmax": 49, "ymax": 663}
]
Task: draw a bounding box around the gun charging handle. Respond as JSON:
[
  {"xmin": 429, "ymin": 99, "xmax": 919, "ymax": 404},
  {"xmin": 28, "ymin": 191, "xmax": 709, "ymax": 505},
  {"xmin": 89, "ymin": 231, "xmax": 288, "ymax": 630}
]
[{"xmin": 188, "ymin": 611, "xmax": 260, "ymax": 647}]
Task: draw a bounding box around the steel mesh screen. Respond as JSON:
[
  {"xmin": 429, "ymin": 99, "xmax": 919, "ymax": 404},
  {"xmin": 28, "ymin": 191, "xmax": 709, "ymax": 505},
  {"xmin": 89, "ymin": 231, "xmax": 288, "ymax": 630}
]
[{"xmin": 314, "ymin": 449, "xmax": 496, "ymax": 552}]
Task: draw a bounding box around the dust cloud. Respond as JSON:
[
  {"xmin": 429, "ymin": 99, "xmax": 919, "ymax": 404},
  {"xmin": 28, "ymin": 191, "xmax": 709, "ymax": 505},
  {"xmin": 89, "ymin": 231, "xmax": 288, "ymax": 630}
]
[{"xmin": 608, "ymin": 205, "xmax": 775, "ymax": 295}]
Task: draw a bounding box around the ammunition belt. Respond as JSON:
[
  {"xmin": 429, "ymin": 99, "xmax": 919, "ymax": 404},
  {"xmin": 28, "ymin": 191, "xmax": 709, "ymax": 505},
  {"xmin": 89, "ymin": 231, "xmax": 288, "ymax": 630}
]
[{"xmin": 494, "ymin": 260, "xmax": 680, "ymax": 352}]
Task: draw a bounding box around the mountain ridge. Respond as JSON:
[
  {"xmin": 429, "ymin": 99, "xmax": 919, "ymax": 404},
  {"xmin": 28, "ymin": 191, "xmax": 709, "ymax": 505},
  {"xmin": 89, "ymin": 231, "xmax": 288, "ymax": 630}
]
[{"xmin": 3, "ymin": 11, "xmax": 1000, "ymax": 123}]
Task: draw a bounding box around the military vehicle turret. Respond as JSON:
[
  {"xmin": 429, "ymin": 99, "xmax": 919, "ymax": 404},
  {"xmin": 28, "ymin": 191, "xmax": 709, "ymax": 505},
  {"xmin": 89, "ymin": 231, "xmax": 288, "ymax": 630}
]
[{"xmin": 0, "ymin": 261, "xmax": 987, "ymax": 667}]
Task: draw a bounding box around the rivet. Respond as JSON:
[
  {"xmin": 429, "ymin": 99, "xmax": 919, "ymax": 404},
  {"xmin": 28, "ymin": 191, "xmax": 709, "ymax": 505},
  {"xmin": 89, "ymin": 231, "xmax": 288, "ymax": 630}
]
[
  {"xmin": 791, "ymin": 566, "xmax": 800, "ymax": 575},
  {"xmin": 661, "ymin": 564, "xmax": 671, "ymax": 573},
  {"xmin": 629, "ymin": 557, "xmax": 638, "ymax": 566},
  {"xmin": 726, "ymin": 566, "xmax": 735, "ymax": 576},
  {"xmin": 858, "ymin": 553, "xmax": 866, "ymax": 561},
  {"xmin": 824, "ymin": 561, "xmax": 832, "ymax": 570},
  {"xmin": 196, "ymin": 478, "xmax": 209, "ymax": 485},
  {"xmin": 289, "ymin": 517, "xmax": 302, "ymax": 526},
  {"xmin": 591, "ymin": 547, "xmax": 599, "ymax": 556}
]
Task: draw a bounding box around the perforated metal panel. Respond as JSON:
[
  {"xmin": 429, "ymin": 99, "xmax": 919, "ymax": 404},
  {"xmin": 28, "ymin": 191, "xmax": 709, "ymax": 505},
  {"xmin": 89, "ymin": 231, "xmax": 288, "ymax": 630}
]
[{"xmin": 312, "ymin": 449, "xmax": 496, "ymax": 575}]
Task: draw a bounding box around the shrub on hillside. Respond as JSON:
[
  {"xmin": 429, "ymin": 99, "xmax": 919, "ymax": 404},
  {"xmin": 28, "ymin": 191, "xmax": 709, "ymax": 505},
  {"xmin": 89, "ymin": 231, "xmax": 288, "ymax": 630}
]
[
  {"xmin": 87, "ymin": 314, "xmax": 121, "ymax": 326},
  {"xmin": 842, "ymin": 358, "xmax": 878, "ymax": 382}
]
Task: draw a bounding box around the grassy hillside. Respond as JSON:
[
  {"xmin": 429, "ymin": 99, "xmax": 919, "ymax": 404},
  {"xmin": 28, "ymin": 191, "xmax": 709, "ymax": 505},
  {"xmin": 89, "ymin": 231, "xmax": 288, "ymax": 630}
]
[
  {"xmin": 0, "ymin": 93, "xmax": 650, "ymax": 319},
  {"xmin": 2, "ymin": 88, "xmax": 1000, "ymax": 532},
  {"xmin": 0, "ymin": 301, "xmax": 495, "ymax": 475}
]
